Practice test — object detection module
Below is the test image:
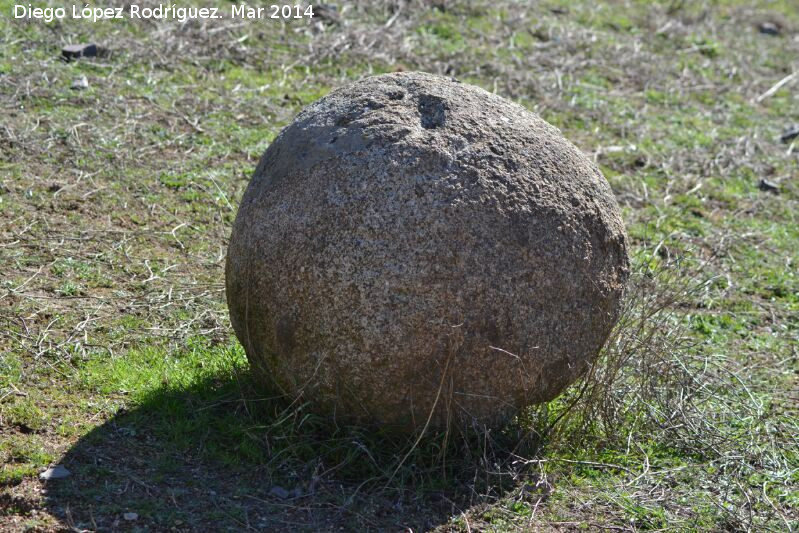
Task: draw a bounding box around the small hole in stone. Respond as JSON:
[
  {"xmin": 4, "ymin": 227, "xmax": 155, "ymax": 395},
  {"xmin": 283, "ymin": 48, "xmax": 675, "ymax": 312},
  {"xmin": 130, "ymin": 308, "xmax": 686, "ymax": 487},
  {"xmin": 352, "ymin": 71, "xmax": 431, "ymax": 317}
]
[
  {"xmin": 417, "ymin": 94, "xmax": 448, "ymax": 129},
  {"xmin": 387, "ymin": 90, "xmax": 405, "ymax": 100}
]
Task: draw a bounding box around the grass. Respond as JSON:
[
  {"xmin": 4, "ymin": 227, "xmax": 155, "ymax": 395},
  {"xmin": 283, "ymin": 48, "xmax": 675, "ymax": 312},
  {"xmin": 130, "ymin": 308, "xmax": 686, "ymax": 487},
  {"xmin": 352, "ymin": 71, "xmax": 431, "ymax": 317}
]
[{"xmin": 1, "ymin": 0, "xmax": 798, "ymax": 531}]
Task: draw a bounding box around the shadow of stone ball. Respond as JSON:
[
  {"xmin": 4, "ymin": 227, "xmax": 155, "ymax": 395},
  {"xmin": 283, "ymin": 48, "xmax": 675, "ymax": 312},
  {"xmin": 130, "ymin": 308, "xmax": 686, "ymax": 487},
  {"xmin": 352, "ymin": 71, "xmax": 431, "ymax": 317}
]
[{"xmin": 225, "ymin": 71, "xmax": 630, "ymax": 433}]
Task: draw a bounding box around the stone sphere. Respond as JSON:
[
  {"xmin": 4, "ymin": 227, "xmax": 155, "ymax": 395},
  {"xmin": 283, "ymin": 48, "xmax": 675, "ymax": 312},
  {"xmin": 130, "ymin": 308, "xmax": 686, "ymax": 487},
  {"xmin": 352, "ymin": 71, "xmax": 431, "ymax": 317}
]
[{"xmin": 226, "ymin": 72, "xmax": 629, "ymax": 431}]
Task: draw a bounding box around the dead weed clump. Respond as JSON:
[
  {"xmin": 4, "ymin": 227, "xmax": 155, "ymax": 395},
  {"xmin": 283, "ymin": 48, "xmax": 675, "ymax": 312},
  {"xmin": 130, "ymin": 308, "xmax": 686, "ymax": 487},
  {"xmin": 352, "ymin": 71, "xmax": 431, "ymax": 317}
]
[{"xmin": 526, "ymin": 249, "xmax": 797, "ymax": 530}]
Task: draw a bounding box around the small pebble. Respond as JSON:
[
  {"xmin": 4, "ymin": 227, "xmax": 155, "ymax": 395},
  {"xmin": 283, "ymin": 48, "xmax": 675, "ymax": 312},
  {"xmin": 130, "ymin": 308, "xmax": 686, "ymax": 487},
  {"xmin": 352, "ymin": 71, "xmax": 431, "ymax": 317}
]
[
  {"xmin": 123, "ymin": 512, "xmax": 138, "ymax": 521},
  {"xmin": 758, "ymin": 22, "xmax": 780, "ymax": 36},
  {"xmin": 62, "ymin": 43, "xmax": 98, "ymax": 61},
  {"xmin": 780, "ymin": 125, "xmax": 799, "ymax": 143},
  {"xmin": 71, "ymin": 76, "xmax": 89, "ymax": 90},
  {"xmin": 758, "ymin": 178, "xmax": 780, "ymax": 194},
  {"xmin": 39, "ymin": 465, "xmax": 71, "ymax": 480},
  {"xmin": 314, "ymin": 4, "xmax": 340, "ymax": 24}
]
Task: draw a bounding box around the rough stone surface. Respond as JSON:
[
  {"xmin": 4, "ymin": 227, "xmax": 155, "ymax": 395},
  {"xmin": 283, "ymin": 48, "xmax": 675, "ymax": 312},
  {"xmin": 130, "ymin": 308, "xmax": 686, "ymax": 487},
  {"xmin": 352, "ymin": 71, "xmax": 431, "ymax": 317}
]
[{"xmin": 226, "ymin": 72, "xmax": 630, "ymax": 431}]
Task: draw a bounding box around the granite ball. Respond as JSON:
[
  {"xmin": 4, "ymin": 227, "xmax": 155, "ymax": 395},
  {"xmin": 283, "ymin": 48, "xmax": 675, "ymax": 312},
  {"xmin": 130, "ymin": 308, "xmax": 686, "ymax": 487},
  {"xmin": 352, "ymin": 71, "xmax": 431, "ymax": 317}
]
[{"xmin": 226, "ymin": 72, "xmax": 629, "ymax": 431}]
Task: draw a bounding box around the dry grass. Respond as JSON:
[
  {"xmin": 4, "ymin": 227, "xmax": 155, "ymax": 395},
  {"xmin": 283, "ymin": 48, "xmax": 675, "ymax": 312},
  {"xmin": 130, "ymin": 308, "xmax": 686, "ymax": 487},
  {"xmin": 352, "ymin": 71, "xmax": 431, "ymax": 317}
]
[{"xmin": 531, "ymin": 251, "xmax": 797, "ymax": 531}]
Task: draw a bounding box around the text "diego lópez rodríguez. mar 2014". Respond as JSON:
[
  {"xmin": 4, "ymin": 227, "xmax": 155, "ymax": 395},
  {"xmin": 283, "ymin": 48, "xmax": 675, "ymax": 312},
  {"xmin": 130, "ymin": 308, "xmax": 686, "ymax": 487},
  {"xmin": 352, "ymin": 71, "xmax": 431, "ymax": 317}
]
[{"xmin": 13, "ymin": 3, "xmax": 316, "ymax": 23}]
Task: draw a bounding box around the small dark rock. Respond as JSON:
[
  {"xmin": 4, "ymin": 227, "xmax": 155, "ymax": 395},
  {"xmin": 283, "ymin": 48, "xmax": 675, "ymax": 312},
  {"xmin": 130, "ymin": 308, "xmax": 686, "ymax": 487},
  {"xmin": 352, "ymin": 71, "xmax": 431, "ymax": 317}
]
[
  {"xmin": 758, "ymin": 179, "xmax": 780, "ymax": 194},
  {"xmin": 780, "ymin": 125, "xmax": 799, "ymax": 143},
  {"xmin": 314, "ymin": 4, "xmax": 340, "ymax": 24},
  {"xmin": 62, "ymin": 43, "xmax": 98, "ymax": 61},
  {"xmin": 758, "ymin": 22, "xmax": 780, "ymax": 36},
  {"xmin": 532, "ymin": 28, "xmax": 550, "ymax": 42}
]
